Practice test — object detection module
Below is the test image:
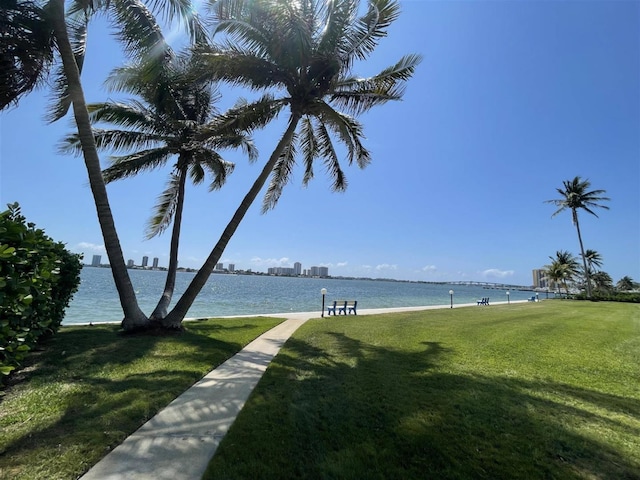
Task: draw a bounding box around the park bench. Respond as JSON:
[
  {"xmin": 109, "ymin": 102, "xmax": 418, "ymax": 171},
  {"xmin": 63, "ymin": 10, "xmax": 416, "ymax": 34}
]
[
  {"xmin": 327, "ymin": 300, "xmax": 358, "ymax": 316},
  {"xmin": 477, "ymin": 297, "xmax": 490, "ymax": 306}
]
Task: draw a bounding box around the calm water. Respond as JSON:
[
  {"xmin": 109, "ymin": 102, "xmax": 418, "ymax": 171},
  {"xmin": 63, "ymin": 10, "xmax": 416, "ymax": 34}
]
[{"xmin": 64, "ymin": 267, "xmax": 539, "ymax": 325}]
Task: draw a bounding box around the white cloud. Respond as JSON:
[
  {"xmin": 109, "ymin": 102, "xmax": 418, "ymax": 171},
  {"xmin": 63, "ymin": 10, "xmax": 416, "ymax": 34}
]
[
  {"xmin": 251, "ymin": 256, "xmax": 291, "ymax": 267},
  {"xmin": 422, "ymin": 265, "xmax": 437, "ymax": 272},
  {"xmin": 482, "ymin": 268, "xmax": 515, "ymax": 279},
  {"xmin": 336, "ymin": 262, "xmax": 348, "ymax": 268},
  {"xmin": 76, "ymin": 242, "xmax": 105, "ymax": 253},
  {"xmin": 376, "ymin": 263, "xmax": 398, "ymax": 271}
]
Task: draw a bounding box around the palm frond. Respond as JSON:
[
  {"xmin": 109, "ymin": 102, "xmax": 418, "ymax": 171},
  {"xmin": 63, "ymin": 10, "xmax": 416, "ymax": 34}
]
[
  {"xmin": 299, "ymin": 117, "xmax": 317, "ymax": 185},
  {"xmin": 191, "ymin": 43, "xmax": 289, "ymax": 90},
  {"xmin": 315, "ymin": 102, "xmax": 370, "ymax": 168},
  {"xmin": 262, "ymin": 135, "xmax": 297, "ymax": 212},
  {"xmin": 86, "ymin": 101, "xmax": 163, "ymax": 132},
  {"xmin": 314, "ymin": 121, "xmax": 347, "ymax": 192},
  {"xmin": 108, "ymin": 0, "xmax": 173, "ymax": 65},
  {"xmin": 199, "ymin": 95, "xmax": 286, "ymax": 141},
  {"xmin": 102, "ymin": 147, "xmax": 173, "ymax": 182},
  {"xmin": 331, "ymin": 54, "xmax": 421, "ymax": 115},
  {"xmin": 59, "ymin": 128, "xmax": 166, "ymax": 156},
  {"xmin": 338, "ymin": 0, "xmax": 400, "ymax": 67},
  {"xmin": 197, "ymin": 152, "xmax": 235, "ymax": 190},
  {"xmin": 146, "ymin": 0, "xmax": 208, "ymax": 45},
  {"xmin": 315, "ymin": 0, "xmax": 357, "ymax": 57},
  {"xmin": 145, "ymin": 172, "xmax": 181, "ymax": 239},
  {"xmin": 0, "ymin": 0, "xmax": 56, "ymax": 111}
]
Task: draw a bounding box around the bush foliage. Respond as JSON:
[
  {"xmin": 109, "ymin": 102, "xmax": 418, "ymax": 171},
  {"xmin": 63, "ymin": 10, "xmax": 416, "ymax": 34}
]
[
  {"xmin": 574, "ymin": 291, "xmax": 640, "ymax": 303},
  {"xmin": 0, "ymin": 203, "xmax": 82, "ymax": 378}
]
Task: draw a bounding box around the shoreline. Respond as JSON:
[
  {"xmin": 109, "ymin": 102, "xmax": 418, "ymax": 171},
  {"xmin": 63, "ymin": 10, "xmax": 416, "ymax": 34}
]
[{"xmin": 66, "ymin": 300, "xmax": 531, "ymax": 327}]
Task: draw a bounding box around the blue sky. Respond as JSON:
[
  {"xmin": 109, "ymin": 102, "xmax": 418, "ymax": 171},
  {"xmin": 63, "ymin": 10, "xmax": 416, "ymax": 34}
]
[{"xmin": 1, "ymin": 0, "xmax": 638, "ymax": 286}]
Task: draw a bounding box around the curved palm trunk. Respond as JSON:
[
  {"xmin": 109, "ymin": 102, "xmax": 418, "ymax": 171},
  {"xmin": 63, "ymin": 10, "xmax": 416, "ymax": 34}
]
[
  {"xmin": 161, "ymin": 113, "xmax": 302, "ymax": 329},
  {"xmin": 573, "ymin": 209, "xmax": 592, "ymax": 298},
  {"xmin": 150, "ymin": 167, "xmax": 187, "ymax": 322},
  {"xmin": 50, "ymin": 0, "xmax": 148, "ymax": 329}
]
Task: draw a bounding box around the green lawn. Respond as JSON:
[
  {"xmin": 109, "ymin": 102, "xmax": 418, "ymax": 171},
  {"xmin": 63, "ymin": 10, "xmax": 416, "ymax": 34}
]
[
  {"xmin": 0, "ymin": 317, "xmax": 283, "ymax": 480},
  {"xmin": 204, "ymin": 301, "xmax": 640, "ymax": 479}
]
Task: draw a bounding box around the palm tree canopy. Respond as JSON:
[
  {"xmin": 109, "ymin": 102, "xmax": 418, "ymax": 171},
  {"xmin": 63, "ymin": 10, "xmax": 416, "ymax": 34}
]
[
  {"xmin": 583, "ymin": 249, "xmax": 603, "ymax": 272},
  {"xmin": 0, "ymin": 0, "xmax": 56, "ymax": 110},
  {"xmin": 546, "ymin": 176, "xmax": 610, "ymax": 221},
  {"xmin": 616, "ymin": 276, "xmax": 636, "ymax": 291},
  {"xmin": 192, "ymin": 0, "xmax": 421, "ymax": 211},
  {"xmin": 59, "ymin": 55, "xmax": 257, "ymax": 238},
  {"xmin": 46, "ymin": 0, "xmax": 208, "ymax": 122},
  {"xmin": 544, "ymin": 250, "xmax": 580, "ymax": 289}
]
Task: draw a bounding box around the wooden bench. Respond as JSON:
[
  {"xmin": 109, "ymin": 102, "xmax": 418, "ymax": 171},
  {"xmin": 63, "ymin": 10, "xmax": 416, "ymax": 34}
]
[
  {"xmin": 327, "ymin": 300, "xmax": 358, "ymax": 315},
  {"xmin": 477, "ymin": 297, "xmax": 490, "ymax": 306}
]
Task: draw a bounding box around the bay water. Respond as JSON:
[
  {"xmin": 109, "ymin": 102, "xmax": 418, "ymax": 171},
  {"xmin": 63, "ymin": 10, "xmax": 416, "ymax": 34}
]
[{"xmin": 63, "ymin": 267, "xmax": 539, "ymax": 325}]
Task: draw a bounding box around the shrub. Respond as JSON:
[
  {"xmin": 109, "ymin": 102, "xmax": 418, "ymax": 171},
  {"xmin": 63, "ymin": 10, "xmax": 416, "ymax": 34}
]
[
  {"xmin": 0, "ymin": 203, "xmax": 82, "ymax": 379},
  {"xmin": 574, "ymin": 291, "xmax": 640, "ymax": 303}
]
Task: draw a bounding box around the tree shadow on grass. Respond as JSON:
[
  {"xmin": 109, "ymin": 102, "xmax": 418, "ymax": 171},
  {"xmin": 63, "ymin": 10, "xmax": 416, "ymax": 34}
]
[
  {"xmin": 0, "ymin": 319, "xmax": 279, "ymax": 479},
  {"xmin": 205, "ymin": 333, "xmax": 640, "ymax": 480}
]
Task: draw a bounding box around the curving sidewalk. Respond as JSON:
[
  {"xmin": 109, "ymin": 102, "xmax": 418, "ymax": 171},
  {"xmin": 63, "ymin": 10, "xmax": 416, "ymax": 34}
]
[{"xmin": 80, "ymin": 302, "xmax": 501, "ymax": 479}]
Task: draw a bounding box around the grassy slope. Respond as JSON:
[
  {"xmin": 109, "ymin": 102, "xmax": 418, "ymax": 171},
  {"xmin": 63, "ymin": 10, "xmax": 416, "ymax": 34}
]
[
  {"xmin": 204, "ymin": 301, "xmax": 640, "ymax": 480},
  {"xmin": 0, "ymin": 317, "xmax": 283, "ymax": 480}
]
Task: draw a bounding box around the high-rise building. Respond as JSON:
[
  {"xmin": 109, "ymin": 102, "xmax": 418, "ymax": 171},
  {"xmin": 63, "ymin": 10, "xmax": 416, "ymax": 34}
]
[
  {"xmin": 310, "ymin": 266, "xmax": 328, "ymax": 277},
  {"xmin": 91, "ymin": 255, "xmax": 101, "ymax": 267},
  {"xmin": 228, "ymin": 264, "xmax": 235, "ymax": 272},
  {"xmin": 152, "ymin": 257, "xmax": 159, "ymax": 268},
  {"xmin": 142, "ymin": 256, "xmax": 149, "ymax": 268},
  {"xmin": 532, "ymin": 269, "xmax": 547, "ymax": 289},
  {"xmin": 127, "ymin": 259, "xmax": 134, "ymax": 268},
  {"xmin": 215, "ymin": 263, "xmax": 224, "ymax": 271},
  {"xmin": 294, "ymin": 262, "xmax": 302, "ymax": 276}
]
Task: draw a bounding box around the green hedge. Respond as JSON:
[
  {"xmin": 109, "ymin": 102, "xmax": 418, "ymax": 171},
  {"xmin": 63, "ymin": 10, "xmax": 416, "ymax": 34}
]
[
  {"xmin": 574, "ymin": 292, "xmax": 640, "ymax": 303},
  {"xmin": 0, "ymin": 203, "xmax": 82, "ymax": 378}
]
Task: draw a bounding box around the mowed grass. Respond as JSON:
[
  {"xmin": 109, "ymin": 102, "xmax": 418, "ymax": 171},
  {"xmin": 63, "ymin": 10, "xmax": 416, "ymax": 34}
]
[
  {"xmin": 204, "ymin": 301, "xmax": 640, "ymax": 480},
  {"xmin": 0, "ymin": 316, "xmax": 283, "ymax": 480}
]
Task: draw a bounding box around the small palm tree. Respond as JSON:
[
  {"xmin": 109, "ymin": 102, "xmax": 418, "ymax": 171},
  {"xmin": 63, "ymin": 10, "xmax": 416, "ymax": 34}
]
[
  {"xmin": 616, "ymin": 276, "xmax": 636, "ymax": 292},
  {"xmin": 61, "ymin": 55, "xmax": 257, "ymax": 323},
  {"xmin": 546, "ymin": 176, "xmax": 610, "ymax": 298},
  {"xmin": 544, "ymin": 250, "xmax": 580, "ymax": 296},
  {"xmin": 591, "ymin": 271, "xmax": 613, "ymax": 294},
  {"xmin": 583, "ymin": 249, "xmax": 603, "ymax": 274},
  {"xmin": 159, "ymin": 0, "xmax": 421, "ymax": 328},
  {"xmin": 0, "ymin": 0, "xmax": 55, "ymax": 110}
]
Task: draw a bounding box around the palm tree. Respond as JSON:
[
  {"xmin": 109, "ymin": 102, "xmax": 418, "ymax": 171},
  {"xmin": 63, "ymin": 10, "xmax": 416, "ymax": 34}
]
[
  {"xmin": 60, "ymin": 55, "xmax": 256, "ymax": 323},
  {"xmin": 46, "ymin": 0, "xmax": 206, "ymax": 329},
  {"xmin": 583, "ymin": 249, "xmax": 603, "ymax": 274},
  {"xmin": 0, "ymin": 0, "xmax": 55, "ymax": 110},
  {"xmin": 616, "ymin": 276, "xmax": 636, "ymax": 292},
  {"xmin": 157, "ymin": 0, "xmax": 421, "ymax": 328},
  {"xmin": 546, "ymin": 176, "xmax": 610, "ymax": 298},
  {"xmin": 591, "ymin": 271, "xmax": 613, "ymax": 294},
  {"xmin": 544, "ymin": 250, "xmax": 580, "ymax": 296}
]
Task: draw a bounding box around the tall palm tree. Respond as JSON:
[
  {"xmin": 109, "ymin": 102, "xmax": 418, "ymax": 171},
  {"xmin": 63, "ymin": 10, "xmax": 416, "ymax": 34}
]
[
  {"xmin": 46, "ymin": 0, "xmax": 206, "ymax": 329},
  {"xmin": 544, "ymin": 250, "xmax": 580, "ymax": 296},
  {"xmin": 60, "ymin": 56, "xmax": 257, "ymax": 323},
  {"xmin": 157, "ymin": 0, "xmax": 421, "ymax": 329},
  {"xmin": 546, "ymin": 176, "xmax": 610, "ymax": 298},
  {"xmin": 0, "ymin": 0, "xmax": 55, "ymax": 110}
]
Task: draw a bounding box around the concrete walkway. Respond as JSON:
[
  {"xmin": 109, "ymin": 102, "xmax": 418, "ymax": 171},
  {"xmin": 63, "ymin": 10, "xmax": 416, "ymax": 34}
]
[{"xmin": 80, "ymin": 302, "xmax": 505, "ymax": 479}]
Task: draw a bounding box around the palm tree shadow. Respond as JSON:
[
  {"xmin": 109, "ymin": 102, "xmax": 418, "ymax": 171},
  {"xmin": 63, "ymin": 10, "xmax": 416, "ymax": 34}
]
[{"xmin": 208, "ymin": 332, "xmax": 640, "ymax": 480}]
